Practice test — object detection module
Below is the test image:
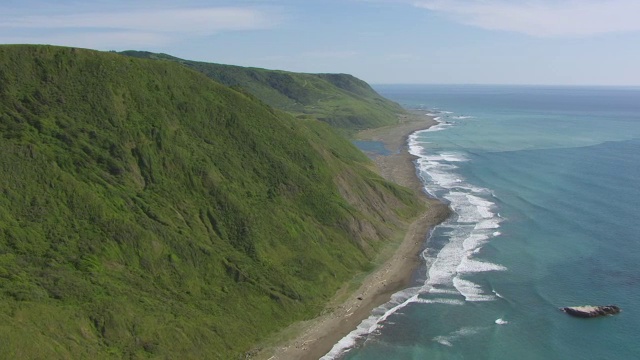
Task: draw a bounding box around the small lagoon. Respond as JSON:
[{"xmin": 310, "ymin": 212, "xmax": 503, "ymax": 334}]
[{"xmin": 352, "ymin": 140, "xmax": 392, "ymax": 157}]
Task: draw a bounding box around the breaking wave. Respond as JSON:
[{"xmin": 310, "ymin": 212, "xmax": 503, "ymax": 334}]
[{"xmin": 322, "ymin": 110, "xmax": 506, "ymax": 359}]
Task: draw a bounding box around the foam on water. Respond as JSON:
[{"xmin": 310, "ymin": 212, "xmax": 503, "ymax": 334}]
[
  {"xmin": 423, "ymin": 227, "xmax": 469, "ymax": 286},
  {"xmin": 410, "ymin": 149, "xmax": 486, "ymax": 195},
  {"xmin": 433, "ymin": 327, "xmax": 482, "ymax": 347},
  {"xmin": 427, "ymin": 287, "xmax": 461, "ymax": 295},
  {"xmin": 414, "ymin": 112, "xmax": 508, "ymax": 290},
  {"xmin": 459, "ymin": 257, "xmax": 507, "ymax": 273},
  {"xmin": 467, "ymin": 194, "xmax": 496, "ymax": 218},
  {"xmin": 492, "ymin": 289, "xmax": 504, "ymax": 299},
  {"xmin": 462, "ymin": 233, "xmax": 489, "ymax": 252},
  {"xmin": 476, "ymin": 219, "xmax": 501, "ymax": 230},
  {"xmin": 453, "ymin": 278, "xmax": 497, "ymax": 302},
  {"xmin": 440, "ymin": 152, "xmax": 469, "ymax": 162},
  {"xmin": 410, "ymin": 112, "xmax": 507, "ymax": 304},
  {"xmin": 409, "ymin": 123, "xmax": 452, "ymax": 139},
  {"xmin": 321, "ymin": 289, "xmax": 423, "ymax": 359},
  {"xmin": 323, "ymin": 110, "xmax": 507, "ymax": 359},
  {"xmin": 433, "ymin": 336, "xmax": 454, "ymax": 347},
  {"xmin": 421, "ymin": 154, "xmax": 466, "ymax": 164},
  {"xmin": 413, "ymin": 298, "xmax": 465, "ymax": 306},
  {"xmin": 336, "ymin": 86, "xmax": 640, "ymax": 359},
  {"xmin": 422, "ymin": 167, "xmax": 466, "ymax": 190},
  {"xmin": 444, "ymin": 192, "xmax": 495, "ymax": 223},
  {"xmin": 410, "ymin": 113, "xmax": 507, "ymax": 304}
]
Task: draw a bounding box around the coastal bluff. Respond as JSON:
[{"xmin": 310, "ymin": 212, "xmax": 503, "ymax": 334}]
[
  {"xmin": 0, "ymin": 45, "xmax": 426, "ymax": 359},
  {"xmin": 560, "ymin": 305, "xmax": 621, "ymax": 318}
]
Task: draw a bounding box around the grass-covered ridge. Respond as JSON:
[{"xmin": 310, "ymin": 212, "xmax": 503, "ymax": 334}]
[
  {"xmin": 0, "ymin": 45, "xmax": 422, "ymax": 358},
  {"xmin": 119, "ymin": 51, "xmax": 405, "ymax": 131}
]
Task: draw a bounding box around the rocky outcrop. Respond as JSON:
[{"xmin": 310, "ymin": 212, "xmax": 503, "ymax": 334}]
[{"xmin": 560, "ymin": 305, "xmax": 621, "ymax": 318}]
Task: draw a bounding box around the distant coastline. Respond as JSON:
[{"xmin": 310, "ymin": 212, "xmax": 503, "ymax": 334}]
[{"xmin": 256, "ymin": 111, "xmax": 451, "ymax": 359}]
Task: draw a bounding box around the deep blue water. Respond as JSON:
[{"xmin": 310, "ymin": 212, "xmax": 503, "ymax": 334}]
[{"xmin": 323, "ymin": 85, "xmax": 640, "ymax": 359}]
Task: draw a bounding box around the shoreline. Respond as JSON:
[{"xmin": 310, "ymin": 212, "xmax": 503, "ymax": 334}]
[{"xmin": 256, "ymin": 111, "xmax": 450, "ymax": 359}]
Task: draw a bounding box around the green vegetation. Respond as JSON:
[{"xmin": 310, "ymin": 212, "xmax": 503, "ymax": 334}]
[
  {"xmin": 0, "ymin": 45, "xmax": 422, "ymax": 358},
  {"xmin": 119, "ymin": 51, "xmax": 405, "ymax": 132}
]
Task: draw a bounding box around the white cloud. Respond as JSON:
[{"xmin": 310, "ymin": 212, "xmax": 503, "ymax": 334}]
[
  {"xmin": 0, "ymin": 6, "xmax": 281, "ymax": 48},
  {"xmin": 2, "ymin": 7, "xmax": 277, "ymax": 34},
  {"xmin": 411, "ymin": 0, "xmax": 640, "ymax": 36}
]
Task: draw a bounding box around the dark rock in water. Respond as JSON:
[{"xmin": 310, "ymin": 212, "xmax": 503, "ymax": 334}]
[{"xmin": 560, "ymin": 305, "xmax": 621, "ymax": 318}]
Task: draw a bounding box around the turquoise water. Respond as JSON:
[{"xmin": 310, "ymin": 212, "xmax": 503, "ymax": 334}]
[{"xmin": 324, "ymin": 85, "xmax": 640, "ymax": 359}]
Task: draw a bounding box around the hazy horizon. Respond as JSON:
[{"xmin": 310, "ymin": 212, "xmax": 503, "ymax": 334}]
[{"xmin": 2, "ymin": 0, "xmax": 639, "ymax": 86}]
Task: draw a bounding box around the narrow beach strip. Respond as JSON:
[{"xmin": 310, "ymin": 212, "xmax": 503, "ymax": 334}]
[{"xmin": 256, "ymin": 112, "xmax": 450, "ymax": 359}]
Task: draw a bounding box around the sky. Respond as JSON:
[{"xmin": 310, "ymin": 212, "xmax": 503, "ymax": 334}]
[{"xmin": 2, "ymin": 0, "xmax": 639, "ymax": 85}]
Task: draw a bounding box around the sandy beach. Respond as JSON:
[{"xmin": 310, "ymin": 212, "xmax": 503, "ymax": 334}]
[{"xmin": 255, "ymin": 111, "xmax": 450, "ymax": 360}]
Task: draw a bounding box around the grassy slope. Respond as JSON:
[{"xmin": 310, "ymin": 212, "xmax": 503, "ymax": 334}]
[
  {"xmin": 0, "ymin": 45, "xmax": 422, "ymax": 359},
  {"xmin": 119, "ymin": 51, "xmax": 405, "ymax": 131}
]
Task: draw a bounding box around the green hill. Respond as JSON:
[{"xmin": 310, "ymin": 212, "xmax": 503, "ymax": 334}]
[
  {"xmin": 0, "ymin": 45, "xmax": 422, "ymax": 358},
  {"xmin": 119, "ymin": 51, "xmax": 405, "ymax": 131}
]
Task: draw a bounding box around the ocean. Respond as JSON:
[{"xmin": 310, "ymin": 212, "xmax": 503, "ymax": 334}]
[{"xmin": 326, "ymin": 85, "xmax": 640, "ymax": 359}]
